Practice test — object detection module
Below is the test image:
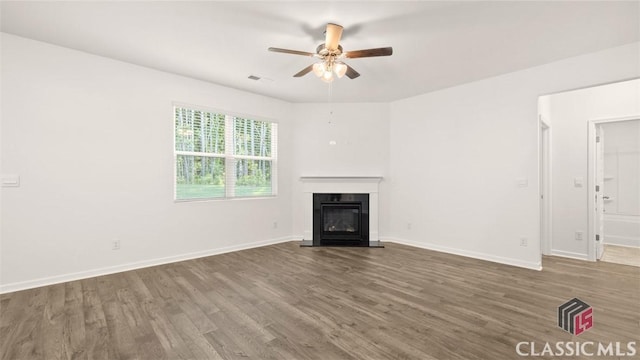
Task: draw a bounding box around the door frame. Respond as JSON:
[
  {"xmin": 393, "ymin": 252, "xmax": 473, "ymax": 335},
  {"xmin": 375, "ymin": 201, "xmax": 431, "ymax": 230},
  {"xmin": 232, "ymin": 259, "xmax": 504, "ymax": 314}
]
[
  {"xmin": 587, "ymin": 115, "xmax": 640, "ymax": 261},
  {"xmin": 539, "ymin": 116, "xmax": 552, "ymax": 255}
]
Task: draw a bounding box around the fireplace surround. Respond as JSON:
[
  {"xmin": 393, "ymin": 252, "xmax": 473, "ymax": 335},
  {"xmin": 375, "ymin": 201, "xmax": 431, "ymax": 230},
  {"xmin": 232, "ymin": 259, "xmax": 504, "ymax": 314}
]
[{"xmin": 300, "ymin": 176, "xmax": 383, "ymax": 247}]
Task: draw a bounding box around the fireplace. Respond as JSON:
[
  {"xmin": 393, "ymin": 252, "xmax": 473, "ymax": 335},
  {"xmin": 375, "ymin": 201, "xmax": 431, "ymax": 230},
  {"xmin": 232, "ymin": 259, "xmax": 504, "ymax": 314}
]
[
  {"xmin": 300, "ymin": 176, "xmax": 383, "ymax": 247},
  {"xmin": 313, "ymin": 193, "xmax": 369, "ymax": 247}
]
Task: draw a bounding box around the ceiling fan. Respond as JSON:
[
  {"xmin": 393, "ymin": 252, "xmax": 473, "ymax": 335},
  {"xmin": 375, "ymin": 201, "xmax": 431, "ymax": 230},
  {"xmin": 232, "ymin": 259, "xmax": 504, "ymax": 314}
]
[{"xmin": 268, "ymin": 23, "xmax": 393, "ymax": 83}]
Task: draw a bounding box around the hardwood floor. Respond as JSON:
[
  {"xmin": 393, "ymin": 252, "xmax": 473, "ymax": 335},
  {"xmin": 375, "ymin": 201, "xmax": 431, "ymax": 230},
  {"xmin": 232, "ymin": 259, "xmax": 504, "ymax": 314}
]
[
  {"xmin": 1, "ymin": 242, "xmax": 639, "ymax": 359},
  {"xmin": 601, "ymin": 244, "xmax": 640, "ymax": 268}
]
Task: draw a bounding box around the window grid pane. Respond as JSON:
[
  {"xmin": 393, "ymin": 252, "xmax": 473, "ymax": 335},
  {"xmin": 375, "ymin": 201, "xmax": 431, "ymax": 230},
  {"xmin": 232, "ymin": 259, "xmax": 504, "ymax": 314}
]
[
  {"xmin": 175, "ymin": 107, "xmax": 225, "ymax": 154},
  {"xmin": 234, "ymin": 159, "xmax": 272, "ymax": 197},
  {"xmin": 175, "ymin": 155, "xmax": 225, "ymax": 200},
  {"xmin": 174, "ymin": 106, "xmax": 277, "ymax": 200},
  {"xmin": 233, "ymin": 117, "xmax": 272, "ymax": 157}
]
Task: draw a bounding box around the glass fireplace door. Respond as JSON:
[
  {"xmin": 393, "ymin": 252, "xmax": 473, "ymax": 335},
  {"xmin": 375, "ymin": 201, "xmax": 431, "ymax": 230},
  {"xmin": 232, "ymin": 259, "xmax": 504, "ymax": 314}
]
[{"xmin": 321, "ymin": 204, "xmax": 361, "ymax": 237}]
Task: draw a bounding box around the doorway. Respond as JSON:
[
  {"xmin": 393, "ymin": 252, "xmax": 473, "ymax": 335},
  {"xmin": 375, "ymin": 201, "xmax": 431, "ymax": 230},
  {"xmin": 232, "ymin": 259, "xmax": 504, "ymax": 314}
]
[{"xmin": 588, "ymin": 116, "xmax": 640, "ymax": 262}]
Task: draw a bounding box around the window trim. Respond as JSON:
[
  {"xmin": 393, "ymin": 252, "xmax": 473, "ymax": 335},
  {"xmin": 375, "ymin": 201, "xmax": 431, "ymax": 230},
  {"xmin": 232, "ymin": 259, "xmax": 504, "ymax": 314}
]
[{"xmin": 173, "ymin": 103, "xmax": 278, "ymax": 202}]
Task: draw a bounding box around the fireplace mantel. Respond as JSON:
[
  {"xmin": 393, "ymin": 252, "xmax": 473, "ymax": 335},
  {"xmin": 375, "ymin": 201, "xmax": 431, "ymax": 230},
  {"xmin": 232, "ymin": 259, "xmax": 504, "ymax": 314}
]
[
  {"xmin": 300, "ymin": 176, "xmax": 383, "ymax": 181},
  {"xmin": 300, "ymin": 176, "xmax": 383, "ymax": 246}
]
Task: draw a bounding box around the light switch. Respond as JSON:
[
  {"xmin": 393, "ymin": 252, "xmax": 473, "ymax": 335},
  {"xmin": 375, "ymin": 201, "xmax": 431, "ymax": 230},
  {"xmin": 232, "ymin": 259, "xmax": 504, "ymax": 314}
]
[
  {"xmin": 574, "ymin": 177, "xmax": 584, "ymax": 187},
  {"xmin": 1, "ymin": 174, "xmax": 20, "ymax": 187},
  {"xmin": 517, "ymin": 178, "xmax": 528, "ymax": 187}
]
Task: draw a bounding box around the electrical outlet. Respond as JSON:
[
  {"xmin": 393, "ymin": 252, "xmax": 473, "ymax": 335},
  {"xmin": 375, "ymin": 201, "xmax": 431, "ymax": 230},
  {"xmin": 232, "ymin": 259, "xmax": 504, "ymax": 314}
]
[
  {"xmin": 112, "ymin": 240, "xmax": 121, "ymax": 250},
  {"xmin": 407, "ymin": 222, "xmax": 412, "ymax": 230},
  {"xmin": 520, "ymin": 238, "xmax": 528, "ymax": 247},
  {"xmin": 273, "ymin": 221, "xmax": 278, "ymax": 229},
  {"xmin": 575, "ymin": 231, "xmax": 583, "ymax": 241}
]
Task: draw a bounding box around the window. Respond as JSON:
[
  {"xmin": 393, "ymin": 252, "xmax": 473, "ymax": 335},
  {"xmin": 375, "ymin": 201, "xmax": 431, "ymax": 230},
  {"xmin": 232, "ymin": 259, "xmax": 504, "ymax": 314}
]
[{"xmin": 174, "ymin": 106, "xmax": 277, "ymax": 200}]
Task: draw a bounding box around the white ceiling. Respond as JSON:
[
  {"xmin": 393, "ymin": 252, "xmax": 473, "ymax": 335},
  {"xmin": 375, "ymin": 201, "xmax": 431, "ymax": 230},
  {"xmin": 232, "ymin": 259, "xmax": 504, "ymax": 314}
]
[{"xmin": 1, "ymin": 1, "xmax": 638, "ymax": 103}]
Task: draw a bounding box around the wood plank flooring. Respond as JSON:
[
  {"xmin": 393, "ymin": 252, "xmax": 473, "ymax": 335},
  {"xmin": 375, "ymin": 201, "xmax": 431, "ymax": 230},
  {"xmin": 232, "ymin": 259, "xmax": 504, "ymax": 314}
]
[
  {"xmin": 1, "ymin": 242, "xmax": 639, "ymax": 359},
  {"xmin": 601, "ymin": 244, "xmax": 640, "ymax": 268}
]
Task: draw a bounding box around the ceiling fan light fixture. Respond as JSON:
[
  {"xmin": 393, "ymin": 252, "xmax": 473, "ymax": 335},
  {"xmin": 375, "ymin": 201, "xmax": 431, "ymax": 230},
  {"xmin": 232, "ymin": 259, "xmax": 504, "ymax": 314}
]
[
  {"xmin": 321, "ymin": 70, "xmax": 334, "ymax": 83},
  {"xmin": 268, "ymin": 23, "xmax": 392, "ymax": 82},
  {"xmin": 312, "ymin": 62, "xmax": 325, "ymax": 77},
  {"xmin": 334, "ymin": 62, "xmax": 347, "ymax": 78}
]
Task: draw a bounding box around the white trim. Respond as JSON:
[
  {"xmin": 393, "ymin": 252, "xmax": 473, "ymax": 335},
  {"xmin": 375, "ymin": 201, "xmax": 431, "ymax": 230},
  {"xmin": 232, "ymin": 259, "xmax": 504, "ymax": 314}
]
[
  {"xmin": 587, "ymin": 115, "xmax": 640, "ymax": 261},
  {"xmin": 550, "ymin": 249, "xmax": 590, "ymax": 261},
  {"xmin": 173, "ymin": 195, "xmax": 277, "ymax": 203},
  {"xmin": 384, "ymin": 237, "xmax": 542, "ymax": 271},
  {"xmin": 539, "ymin": 116, "xmax": 552, "ymax": 256},
  {"xmin": 174, "ymin": 151, "xmax": 223, "ymax": 158},
  {"xmin": 0, "ymin": 236, "xmax": 296, "ymax": 294},
  {"xmin": 175, "ymin": 151, "xmax": 277, "ymax": 161},
  {"xmin": 589, "ymin": 115, "xmax": 640, "ymax": 125},
  {"xmin": 270, "ymin": 123, "xmax": 278, "ymax": 196},
  {"xmin": 300, "ymin": 176, "xmax": 383, "ymax": 182},
  {"xmin": 224, "ymin": 114, "xmax": 235, "ymax": 198}
]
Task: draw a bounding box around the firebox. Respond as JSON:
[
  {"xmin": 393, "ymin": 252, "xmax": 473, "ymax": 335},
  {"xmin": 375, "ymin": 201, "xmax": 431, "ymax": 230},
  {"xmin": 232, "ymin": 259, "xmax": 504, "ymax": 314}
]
[{"xmin": 313, "ymin": 193, "xmax": 369, "ymax": 246}]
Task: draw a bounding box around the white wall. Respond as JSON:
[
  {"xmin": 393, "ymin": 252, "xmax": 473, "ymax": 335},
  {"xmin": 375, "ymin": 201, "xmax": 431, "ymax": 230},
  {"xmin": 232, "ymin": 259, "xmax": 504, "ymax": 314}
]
[
  {"xmin": 388, "ymin": 43, "xmax": 640, "ymax": 269},
  {"xmin": 2, "ymin": 33, "xmax": 639, "ymax": 292},
  {"xmin": 545, "ymin": 80, "xmax": 639, "ymax": 258},
  {"xmin": 0, "ymin": 34, "xmax": 294, "ymax": 292},
  {"xmin": 289, "ymin": 103, "xmax": 391, "ymax": 239}
]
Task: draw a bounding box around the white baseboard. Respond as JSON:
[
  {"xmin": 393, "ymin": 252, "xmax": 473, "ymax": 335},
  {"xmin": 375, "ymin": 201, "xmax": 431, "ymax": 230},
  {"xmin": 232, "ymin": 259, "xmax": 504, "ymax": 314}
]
[
  {"xmin": 0, "ymin": 236, "xmax": 297, "ymax": 294},
  {"xmin": 1, "ymin": 235, "xmax": 548, "ymax": 293},
  {"xmin": 384, "ymin": 237, "xmax": 542, "ymax": 271},
  {"xmin": 550, "ymin": 249, "xmax": 590, "ymax": 261}
]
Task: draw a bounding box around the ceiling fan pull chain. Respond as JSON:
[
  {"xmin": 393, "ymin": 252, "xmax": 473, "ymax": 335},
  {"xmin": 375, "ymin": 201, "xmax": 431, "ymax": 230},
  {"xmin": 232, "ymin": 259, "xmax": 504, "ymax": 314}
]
[{"xmin": 327, "ymin": 82, "xmax": 333, "ymax": 124}]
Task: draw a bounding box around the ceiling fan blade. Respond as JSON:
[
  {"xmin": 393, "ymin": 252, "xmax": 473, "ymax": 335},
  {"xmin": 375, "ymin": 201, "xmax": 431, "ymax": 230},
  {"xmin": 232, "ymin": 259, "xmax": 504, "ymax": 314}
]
[
  {"xmin": 345, "ymin": 65, "xmax": 360, "ymax": 79},
  {"xmin": 293, "ymin": 64, "xmax": 314, "ymax": 77},
  {"xmin": 325, "ymin": 23, "xmax": 343, "ymax": 51},
  {"xmin": 268, "ymin": 47, "xmax": 315, "ymax": 57},
  {"xmin": 345, "ymin": 47, "xmax": 393, "ymax": 59}
]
